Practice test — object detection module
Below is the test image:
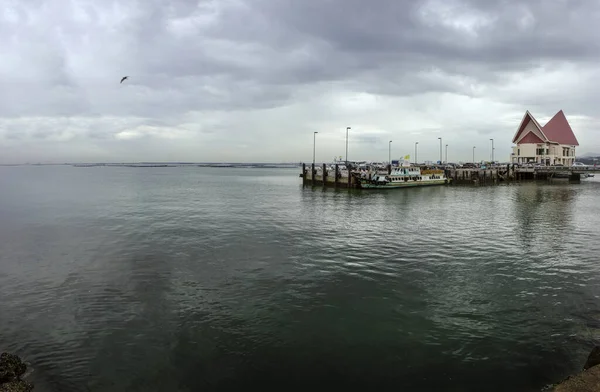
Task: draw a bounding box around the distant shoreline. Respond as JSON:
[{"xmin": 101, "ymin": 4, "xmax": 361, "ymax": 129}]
[{"xmin": 0, "ymin": 163, "xmax": 302, "ymax": 168}]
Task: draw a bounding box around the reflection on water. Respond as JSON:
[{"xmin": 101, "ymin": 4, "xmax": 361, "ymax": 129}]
[{"xmin": 1, "ymin": 167, "xmax": 600, "ymax": 391}]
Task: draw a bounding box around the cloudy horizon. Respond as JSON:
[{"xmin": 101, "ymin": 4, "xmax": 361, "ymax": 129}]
[{"xmin": 2, "ymin": 0, "xmax": 600, "ymax": 164}]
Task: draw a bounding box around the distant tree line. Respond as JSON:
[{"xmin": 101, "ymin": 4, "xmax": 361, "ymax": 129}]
[{"xmin": 577, "ymin": 156, "xmax": 600, "ymax": 165}]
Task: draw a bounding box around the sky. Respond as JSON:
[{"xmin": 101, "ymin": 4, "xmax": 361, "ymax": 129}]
[{"xmin": 1, "ymin": 0, "xmax": 600, "ymax": 164}]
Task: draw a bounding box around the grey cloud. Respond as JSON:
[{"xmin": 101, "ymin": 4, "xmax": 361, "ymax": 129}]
[
  {"xmin": 2, "ymin": 0, "xmax": 600, "ymax": 162},
  {"xmin": 6, "ymin": 0, "xmax": 600, "ymax": 117}
]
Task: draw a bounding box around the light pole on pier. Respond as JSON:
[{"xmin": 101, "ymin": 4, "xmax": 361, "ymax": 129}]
[
  {"xmin": 345, "ymin": 127, "xmax": 351, "ymax": 164},
  {"xmin": 415, "ymin": 142, "xmax": 419, "ymax": 165},
  {"xmin": 490, "ymin": 138, "xmax": 494, "ymax": 162},
  {"xmin": 313, "ymin": 131, "xmax": 318, "ymax": 166},
  {"xmin": 389, "ymin": 140, "xmax": 392, "ymax": 166},
  {"xmin": 438, "ymin": 137, "xmax": 442, "ymax": 164},
  {"xmin": 473, "ymin": 146, "xmax": 476, "ymax": 164}
]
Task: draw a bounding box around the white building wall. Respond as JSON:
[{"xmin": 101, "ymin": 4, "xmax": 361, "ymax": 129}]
[{"xmin": 512, "ymin": 143, "xmax": 576, "ymax": 165}]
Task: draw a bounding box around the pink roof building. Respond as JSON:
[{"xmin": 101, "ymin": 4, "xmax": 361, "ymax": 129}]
[{"xmin": 511, "ymin": 110, "xmax": 579, "ymax": 165}]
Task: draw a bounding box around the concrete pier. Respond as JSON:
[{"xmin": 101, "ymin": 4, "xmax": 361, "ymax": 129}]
[
  {"xmin": 301, "ymin": 163, "xmax": 595, "ymax": 188},
  {"xmin": 301, "ymin": 163, "xmax": 357, "ymax": 188},
  {"xmin": 447, "ymin": 166, "xmax": 514, "ymax": 185}
]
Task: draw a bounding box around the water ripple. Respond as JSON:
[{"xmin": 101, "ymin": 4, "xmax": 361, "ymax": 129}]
[{"xmin": 0, "ymin": 168, "xmax": 600, "ymax": 391}]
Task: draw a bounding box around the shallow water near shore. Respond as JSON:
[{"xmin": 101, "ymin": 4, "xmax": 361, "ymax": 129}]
[{"xmin": 1, "ymin": 165, "xmax": 600, "ymax": 391}]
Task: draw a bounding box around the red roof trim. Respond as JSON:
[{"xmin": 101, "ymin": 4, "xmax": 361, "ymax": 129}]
[{"xmin": 518, "ymin": 132, "xmax": 545, "ymax": 144}]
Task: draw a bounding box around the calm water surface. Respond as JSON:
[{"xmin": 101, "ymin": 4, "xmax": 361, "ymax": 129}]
[{"xmin": 1, "ymin": 166, "xmax": 600, "ymax": 391}]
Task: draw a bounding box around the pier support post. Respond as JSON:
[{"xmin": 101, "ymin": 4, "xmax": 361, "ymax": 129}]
[
  {"xmin": 334, "ymin": 164, "xmax": 339, "ymax": 188},
  {"xmin": 311, "ymin": 163, "xmax": 315, "ymax": 186},
  {"xmin": 322, "ymin": 163, "xmax": 327, "ymax": 187},
  {"xmin": 569, "ymin": 172, "xmax": 581, "ymax": 183},
  {"xmin": 302, "ymin": 163, "xmax": 306, "ymax": 184}
]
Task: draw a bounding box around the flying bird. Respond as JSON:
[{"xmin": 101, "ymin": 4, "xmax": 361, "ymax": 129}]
[{"xmin": 120, "ymin": 76, "xmax": 128, "ymax": 84}]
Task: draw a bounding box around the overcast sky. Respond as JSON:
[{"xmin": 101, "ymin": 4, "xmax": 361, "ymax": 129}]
[{"xmin": 1, "ymin": 0, "xmax": 600, "ymax": 163}]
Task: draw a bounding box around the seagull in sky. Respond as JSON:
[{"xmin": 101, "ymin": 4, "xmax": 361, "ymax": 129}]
[{"xmin": 120, "ymin": 76, "xmax": 129, "ymax": 84}]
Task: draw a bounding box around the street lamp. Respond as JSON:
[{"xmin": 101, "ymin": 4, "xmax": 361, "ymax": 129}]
[
  {"xmin": 445, "ymin": 144, "xmax": 448, "ymax": 164},
  {"xmin": 438, "ymin": 137, "xmax": 442, "ymax": 164},
  {"xmin": 415, "ymin": 142, "xmax": 419, "ymax": 165},
  {"xmin": 345, "ymin": 126, "xmax": 351, "ymax": 163},
  {"xmin": 389, "ymin": 140, "xmax": 392, "ymax": 166},
  {"xmin": 490, "ymin": 138, "xmax": 494, "ymax": 162},
  {"xmin": 473, "ymin": 146, "xmax": 476, "ymax": 163},
  {"xmin": 313, "ymin": 131, "xmax": 318, "ymax": 166}
]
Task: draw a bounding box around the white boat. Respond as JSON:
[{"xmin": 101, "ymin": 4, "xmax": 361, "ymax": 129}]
[{"xmin": 356, "ymin": 166, "xmax": 450, "ymax": 189}]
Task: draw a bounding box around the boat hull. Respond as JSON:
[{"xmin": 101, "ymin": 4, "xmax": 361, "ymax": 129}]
[{"xmin": 358, "ymin": 179, "xmax": 449, "ymax": 189}]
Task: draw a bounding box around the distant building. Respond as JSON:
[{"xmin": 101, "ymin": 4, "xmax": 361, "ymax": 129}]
[{"xmin": 511, "ymin": 110, "xmax": 579, "ymax": 165}]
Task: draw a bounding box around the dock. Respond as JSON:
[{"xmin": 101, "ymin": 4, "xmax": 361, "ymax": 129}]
[
  {"xmin": 300, "ymin": 163, "xmax": 598, "ymax": 188},
  {"xmin": 300, "ymin": 163, "xmax": 358, "ymax": 188}
]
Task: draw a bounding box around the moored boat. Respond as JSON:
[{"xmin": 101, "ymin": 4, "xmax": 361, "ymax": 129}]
[{"xmin": 356, "ymin": 166, "xmax": 450, "ymax": 189}]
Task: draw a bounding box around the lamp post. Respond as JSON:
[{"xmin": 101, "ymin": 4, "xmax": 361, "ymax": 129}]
[
  {"xmin": 473, "ymin": 146, "xmax": 476, "ymax": 163},
  {"xmin": 438, "ymin": 137, "xmax": 442, "ymax": 164},
  {"xmin": 313, "ymin": 131, "xmax": 318, "ymax": 166},
  {"xmin": 345, "ymin": 126, "xmax": 351, "ymax": 163},
  {"xmin": 445, "ymin": 144, "xmax": 448, "ymax": 164},
  {"xmin": 490, "ymin": 138, "xmax": 494, "ymax": 162},
  {"xmin": 415, "ymin": 142, "xmax": 419, "ymax": 165},
  {"xmin": 389, "ymin": 140, "xmax": 392, "ymax": 166}
]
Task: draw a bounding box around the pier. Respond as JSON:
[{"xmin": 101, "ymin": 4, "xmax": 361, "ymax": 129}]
[
  {"xmin": 300, "ymin": 163, "xmax": 599, "ymax": 188},
  {"xmin": 300, "ymin": 163, "xmax": 358, "ymax": 188}
]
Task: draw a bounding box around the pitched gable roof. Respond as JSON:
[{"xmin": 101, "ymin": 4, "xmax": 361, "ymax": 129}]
[
  {"xmin": 512, "ymin": 111, "xmax": 548, "ymax": 143},
  {"xmin": 513, "ymin": 110, "xmax": 579, "ymax": 146},
  {"xmin": 541, "ymin": 110, "xmax": 579, "ymax": 146},
  {"xmin": 519, "ymin": 132, "xmax": 545, "ymax": 144}
]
